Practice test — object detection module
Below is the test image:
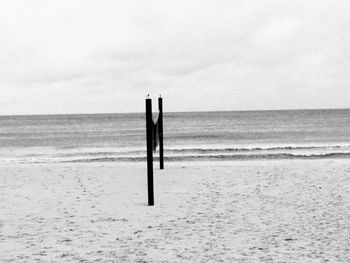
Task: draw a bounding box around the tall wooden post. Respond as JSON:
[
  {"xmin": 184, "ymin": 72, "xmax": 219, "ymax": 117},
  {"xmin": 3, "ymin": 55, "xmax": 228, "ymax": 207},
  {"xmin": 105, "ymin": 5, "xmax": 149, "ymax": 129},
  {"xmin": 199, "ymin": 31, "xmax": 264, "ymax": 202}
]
[
  {"xmin": 158, "ymin": 97, "xmax": 164, "ymax": 169},
  {"xmin": 145, "ymin": 98, "xmax": 154, "ymax": 206}
]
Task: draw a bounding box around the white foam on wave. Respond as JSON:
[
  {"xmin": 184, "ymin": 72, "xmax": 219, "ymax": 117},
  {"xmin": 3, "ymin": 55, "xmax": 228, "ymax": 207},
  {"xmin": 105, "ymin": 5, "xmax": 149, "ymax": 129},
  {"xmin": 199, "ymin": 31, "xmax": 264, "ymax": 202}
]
[{"xmin": 1, "ymin": 143, "xmax": 350, "ymax": 164}]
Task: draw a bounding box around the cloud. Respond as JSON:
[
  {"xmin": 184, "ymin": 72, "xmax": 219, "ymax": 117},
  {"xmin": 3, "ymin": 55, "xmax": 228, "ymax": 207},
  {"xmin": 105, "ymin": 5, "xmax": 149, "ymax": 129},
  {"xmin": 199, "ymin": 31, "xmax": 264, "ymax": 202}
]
[{"xmin": 0, "ymin": 0, "xmax": 350, "ymax": 114}]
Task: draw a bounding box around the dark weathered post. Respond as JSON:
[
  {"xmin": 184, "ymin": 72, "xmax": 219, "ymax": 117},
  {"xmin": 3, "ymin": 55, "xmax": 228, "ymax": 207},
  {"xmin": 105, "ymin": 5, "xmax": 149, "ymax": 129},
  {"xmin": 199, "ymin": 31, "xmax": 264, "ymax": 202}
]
[
  {"xmin": 158, "ymin": 97, "xmax": 164, "ymax": 169},
  {"xmin": 146, "ymin": 98, "xmax": 154, "ymax": 206}
]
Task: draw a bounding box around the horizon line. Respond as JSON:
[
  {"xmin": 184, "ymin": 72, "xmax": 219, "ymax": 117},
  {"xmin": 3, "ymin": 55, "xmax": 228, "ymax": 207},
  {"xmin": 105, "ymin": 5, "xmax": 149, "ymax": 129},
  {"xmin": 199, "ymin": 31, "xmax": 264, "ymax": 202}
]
[{"xmin": 0, "ymin": 107, "xmax": 350, "ymax": 117}]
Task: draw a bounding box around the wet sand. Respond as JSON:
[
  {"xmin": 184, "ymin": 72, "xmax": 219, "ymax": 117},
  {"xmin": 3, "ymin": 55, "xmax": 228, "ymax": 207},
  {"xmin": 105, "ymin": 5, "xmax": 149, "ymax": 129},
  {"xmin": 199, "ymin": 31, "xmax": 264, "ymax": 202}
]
[{"xmin": 1, "ymin": 160, "xmax": 350, "ymax": 262}]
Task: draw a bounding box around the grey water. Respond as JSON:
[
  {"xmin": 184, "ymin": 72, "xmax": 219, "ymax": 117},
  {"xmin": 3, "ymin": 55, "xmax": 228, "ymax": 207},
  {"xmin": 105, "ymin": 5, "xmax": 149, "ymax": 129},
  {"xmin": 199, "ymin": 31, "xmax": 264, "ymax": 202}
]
[{"xmin": 0, "ymin": 109, "xmax": 350, "ymax": 163}]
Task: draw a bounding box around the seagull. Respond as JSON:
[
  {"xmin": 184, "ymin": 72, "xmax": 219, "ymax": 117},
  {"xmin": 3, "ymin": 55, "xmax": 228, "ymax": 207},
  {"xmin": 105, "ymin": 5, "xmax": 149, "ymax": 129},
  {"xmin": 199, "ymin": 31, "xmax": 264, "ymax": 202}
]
[{"xmin": 146, "ymin": 94, "xmax": 150, "ymax": 99}]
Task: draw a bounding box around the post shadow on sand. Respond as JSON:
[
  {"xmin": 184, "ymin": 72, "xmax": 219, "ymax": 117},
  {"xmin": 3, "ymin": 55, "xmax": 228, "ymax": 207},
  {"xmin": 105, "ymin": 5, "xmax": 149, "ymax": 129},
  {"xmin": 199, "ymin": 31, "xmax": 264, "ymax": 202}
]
[{"xmin": 145, "ymin": 96, "xmax": 164, "ymax": 206}]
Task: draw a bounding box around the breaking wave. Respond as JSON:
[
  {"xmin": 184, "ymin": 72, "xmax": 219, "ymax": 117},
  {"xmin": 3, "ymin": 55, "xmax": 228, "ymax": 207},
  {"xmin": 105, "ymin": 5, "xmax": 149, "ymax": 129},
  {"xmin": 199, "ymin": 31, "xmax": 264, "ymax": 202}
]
[
  {"xmin": 1, "ymin": 144, "xmax": 350, "ymax": 164},
  {"xmin": 64, "ymin": 152, "xmax": 350, "ymax": 163}
]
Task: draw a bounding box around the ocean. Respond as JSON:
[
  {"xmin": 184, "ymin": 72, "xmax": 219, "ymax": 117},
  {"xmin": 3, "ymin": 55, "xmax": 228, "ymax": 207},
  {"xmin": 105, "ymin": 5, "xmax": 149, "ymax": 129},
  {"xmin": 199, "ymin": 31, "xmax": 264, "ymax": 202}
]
[{"xmin": 0, "ymin": 109, "xmax": 350, "ymax": 164}]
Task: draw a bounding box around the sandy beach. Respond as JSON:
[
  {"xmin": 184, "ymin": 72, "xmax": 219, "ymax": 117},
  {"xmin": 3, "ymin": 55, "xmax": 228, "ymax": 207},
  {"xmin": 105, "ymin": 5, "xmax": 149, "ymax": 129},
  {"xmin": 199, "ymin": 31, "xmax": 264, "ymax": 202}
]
[{"xmin": 1, "ymin": 160, "xmax": 350, "ymax": 262}]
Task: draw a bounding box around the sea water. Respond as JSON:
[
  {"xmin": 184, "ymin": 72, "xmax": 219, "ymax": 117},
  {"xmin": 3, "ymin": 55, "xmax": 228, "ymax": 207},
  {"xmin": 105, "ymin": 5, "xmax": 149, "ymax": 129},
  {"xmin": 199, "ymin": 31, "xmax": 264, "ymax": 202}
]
[{"xmin": 0, "ymin": 109, "xmax": 350, "ymax": 163}]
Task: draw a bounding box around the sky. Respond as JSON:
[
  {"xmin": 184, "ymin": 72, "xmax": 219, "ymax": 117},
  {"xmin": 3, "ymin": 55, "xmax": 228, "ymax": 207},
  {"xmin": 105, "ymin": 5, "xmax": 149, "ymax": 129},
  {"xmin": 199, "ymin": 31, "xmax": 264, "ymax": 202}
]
[{"xmin": 0, "ymin": 0, "xmax": 350, "ymax": 115}]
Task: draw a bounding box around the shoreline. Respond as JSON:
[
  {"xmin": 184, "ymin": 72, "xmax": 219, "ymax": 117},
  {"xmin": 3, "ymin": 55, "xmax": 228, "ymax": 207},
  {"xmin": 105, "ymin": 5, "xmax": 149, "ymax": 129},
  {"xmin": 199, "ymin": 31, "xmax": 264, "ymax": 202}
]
[{"xmin": 1, "ymin": 156, "xmax": 350, "ymax": 167}]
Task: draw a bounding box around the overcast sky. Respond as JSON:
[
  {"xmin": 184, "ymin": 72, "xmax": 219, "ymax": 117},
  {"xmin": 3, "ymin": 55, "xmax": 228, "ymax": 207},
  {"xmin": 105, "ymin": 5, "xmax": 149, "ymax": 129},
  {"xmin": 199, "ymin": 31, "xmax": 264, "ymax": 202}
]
[{"xmin": 1, "ymin": 0, "xmax": 350, "ymax": 115}]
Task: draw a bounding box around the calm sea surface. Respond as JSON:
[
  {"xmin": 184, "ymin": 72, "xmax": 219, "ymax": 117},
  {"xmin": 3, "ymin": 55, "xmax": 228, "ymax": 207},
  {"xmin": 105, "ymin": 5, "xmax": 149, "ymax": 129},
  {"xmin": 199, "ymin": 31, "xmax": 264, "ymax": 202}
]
[{"xmin": 0, "ymin": 109, "xmax": 350, "ymax": 163}]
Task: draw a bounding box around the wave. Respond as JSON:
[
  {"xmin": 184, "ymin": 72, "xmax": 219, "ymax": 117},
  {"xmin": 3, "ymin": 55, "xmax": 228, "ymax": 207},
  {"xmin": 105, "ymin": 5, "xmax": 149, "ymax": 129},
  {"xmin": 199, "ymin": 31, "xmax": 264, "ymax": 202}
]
[
  {"xmin": 54, "ymin": 144, "xmax": 350, "ymax": 157},
  {"xmin": 2, "ymin": 143, "xmax": 350, "ymax": 164},
  {"xmin": 164, "ymin": 145, "xmax": 350, "ymax": 153},
  {"xmin": 63, "ymin": 152, "xmax": 350, "ymax": 163}
]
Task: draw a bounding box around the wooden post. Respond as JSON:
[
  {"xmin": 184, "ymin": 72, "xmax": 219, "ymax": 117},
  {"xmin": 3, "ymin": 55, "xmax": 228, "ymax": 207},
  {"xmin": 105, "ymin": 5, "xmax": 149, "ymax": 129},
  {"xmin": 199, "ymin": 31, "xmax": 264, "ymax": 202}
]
[
  {"xmin": 146, "ymin": 98, "xmax": 154, "ymax": 206},
  {"xmin": 158, "ymin": 97, "xmax": 164, "ymax": 169}
]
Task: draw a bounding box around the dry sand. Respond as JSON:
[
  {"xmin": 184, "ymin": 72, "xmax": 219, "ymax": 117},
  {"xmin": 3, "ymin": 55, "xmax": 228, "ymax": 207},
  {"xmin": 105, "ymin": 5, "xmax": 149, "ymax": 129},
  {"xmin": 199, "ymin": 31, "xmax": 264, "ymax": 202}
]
[{"xmin": 1, "ymin": 160, "xmax": 350, "ymax": 262}]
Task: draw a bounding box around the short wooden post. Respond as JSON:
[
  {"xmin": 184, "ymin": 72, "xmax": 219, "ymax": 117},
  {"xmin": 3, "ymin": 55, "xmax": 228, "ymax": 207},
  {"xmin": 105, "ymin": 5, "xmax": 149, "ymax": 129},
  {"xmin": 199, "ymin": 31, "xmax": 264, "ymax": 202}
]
[
  {"xmin": 158, "ymin": 97, "xmax": 164, "ymax": 170},
  {"xmin": 145, "ymin": 98, "xmax": 154, "ymax": 206}
]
